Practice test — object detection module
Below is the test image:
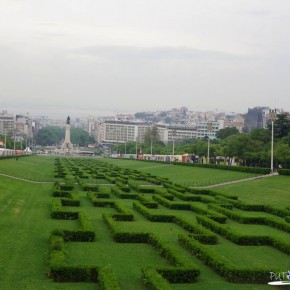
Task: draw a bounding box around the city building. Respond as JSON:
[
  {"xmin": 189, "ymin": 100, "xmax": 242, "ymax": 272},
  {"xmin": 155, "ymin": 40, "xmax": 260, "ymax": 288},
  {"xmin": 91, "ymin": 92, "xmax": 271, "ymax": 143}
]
[
  {"xmin": 243, "ymin": 107, "xmax": 269, "ymax": 132},
  {"xmin": 93, "ymin": 119, "xmax": 223, "ymax": 146},
  {"xmin": 0, "ymin": 110, "xmax": 15, "ymax": 136}
]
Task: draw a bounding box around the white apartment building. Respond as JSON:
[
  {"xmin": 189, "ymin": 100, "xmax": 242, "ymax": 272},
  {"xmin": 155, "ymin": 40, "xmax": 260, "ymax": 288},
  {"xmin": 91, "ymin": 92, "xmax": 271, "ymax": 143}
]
[
  {"xmin": 94, "ymin": 120, "xmax": 224, "ymax": 145},
  {"xmin": 0, "ymin": 111, "xmax": 15, "ymax": 136},
  {"xmin": 196, "ymin": 120, "xmax": 223, "ymax": 139}
]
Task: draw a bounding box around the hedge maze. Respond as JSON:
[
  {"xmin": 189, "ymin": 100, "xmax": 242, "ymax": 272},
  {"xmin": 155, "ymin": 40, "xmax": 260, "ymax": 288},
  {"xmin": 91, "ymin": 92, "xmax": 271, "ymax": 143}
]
[{"xmin": 48, "ymin": 157, "xmax": 290, "ymax": 289}]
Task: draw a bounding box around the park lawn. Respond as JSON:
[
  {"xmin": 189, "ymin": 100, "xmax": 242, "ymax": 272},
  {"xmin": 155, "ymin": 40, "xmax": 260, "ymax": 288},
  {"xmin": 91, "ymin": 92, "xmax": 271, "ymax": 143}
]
[
  {"xmin": 226, "ymin": 219, "xmax": 290, "ymax": 241},
  {"xmin": 213, "ymin": 175, "xmax": 290, "ymax": 208},
  {"xmin": 0, "ymin": 155, "xmax": 56, "ymax": 181},
  {"xmin": 0, "ymin": 174, "xmax": 100, "ymax": 290},
  {"xmin": 206, "ymin": 237, "xmax": 290, "ymax": 271},
  {"xmin": 101, "ymin": 158, "xmax": 259, "ymax": 186},
  {"xmin": 1, "ymin": 156, "xmax": 290, "ymax": 290}
]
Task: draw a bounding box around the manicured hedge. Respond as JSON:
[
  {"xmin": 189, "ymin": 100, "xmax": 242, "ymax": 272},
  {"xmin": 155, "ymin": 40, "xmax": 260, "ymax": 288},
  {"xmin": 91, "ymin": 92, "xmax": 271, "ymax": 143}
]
[
  {"xmin": 98, "ymin": 266, "xmax": 121, "ymax": 290},
  {"xmin": 196, "ymin": 215, "xmax": 290, "ymax": 254},
  {"xmin": 133, "ymin": 202, "xmax": 175, "ymax": 222},
  {"xmin": 50, "ymin": 265, "xmax": 99, "ymax": 282},
  {"xmin": 142, "ymin": 267, "xmax": 171, "ymax": 290},
  {"xmin": 137, "ymin": 194, "xmax": 159, "ymax": 208},
  {"xmin": 111, "ymin": 186, "xmax": 138, "ymax": 199},
  {"xmin": 179, "ymin": 234, "xmax": 271, "ymax": 283},
  {"xmin": 128, "ymin": 181, "xmax": 157, "ymax": 193},
  {"xmin": 51, "ymin": 210, "xmax": 95, "ymax": 242},
  {"xmin": 50, "ymin": 198, "xmax": 78, "ymax": 220},
  {"xmin": 174, "ymin": 217, "xmax": 218, "ymax": 244},
  {"xmin": 277, "ymin": 169, "xmax": 290, "ymax": 175},
  {"xmin": 103, "ymin": 215, "xmax": 201, "ymax": 283},
  {"xmin": 190, "ymin": 204, "xmax": 227, "ymax": 223},
  {"xmin": 152, "ymin": 194, "xmax": 191, "ymax": 210},
  {"xmin": 209, "ymin": 204, "xmax": 290, "ymax": 233}
]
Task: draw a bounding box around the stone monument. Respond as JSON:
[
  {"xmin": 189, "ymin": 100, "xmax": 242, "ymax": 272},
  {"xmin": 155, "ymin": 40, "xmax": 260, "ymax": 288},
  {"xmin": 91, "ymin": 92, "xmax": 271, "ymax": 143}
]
[{"xmin": 62, "ymin": 116, "xmax": 73, "ymax": 154}]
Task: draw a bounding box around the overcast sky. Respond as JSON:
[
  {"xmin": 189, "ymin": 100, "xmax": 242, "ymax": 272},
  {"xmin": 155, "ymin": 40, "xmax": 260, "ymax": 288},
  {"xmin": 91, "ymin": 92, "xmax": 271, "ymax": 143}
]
[{"xmin": 0, "ymin": 0, "xmax": 290, "ymax": 118}]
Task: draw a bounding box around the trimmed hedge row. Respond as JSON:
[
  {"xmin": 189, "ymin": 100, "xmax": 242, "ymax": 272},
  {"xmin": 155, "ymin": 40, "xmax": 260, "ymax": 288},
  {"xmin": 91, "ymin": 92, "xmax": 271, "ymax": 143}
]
[
  {"xmin": 88, "ymin": 194, "xmax": 134, "ymax": 221},
  {"xmin": 142, "ymin": 267, "xmax": 171, "ymax": 290},
  {"xmin": 52, "ymin": 190, "xmax": 71, "ymax": 198},
  {"xmin": 128, "ymin": 181, "xmax": 157, "ymax": 193},
  {"xmin": 152, "ymin": 194, "xmax": 191, "ymax": 210},
  {"xmin": 179, "ymin": 234, "xmax": 271, "ymax": 283},
  {"xmin": 98, "ymin": 266, "xmax": 122, "ymax": 290},
  {"xmin": 61, "ymin": 193, "xmax": 80, "ymax": 206},
  {"xmin": 50, "ymin": 198, "xmax": 78, "ymax": 220},
  {"xmin": 196, "ymin": 215, "xmax": 290, "ymax": 254},
  {"xmin": 133, "ymin": 201, "xmax": 217, "ymax": 244},
  {"xmin": 277, "ymin": 169, "xmax": 290, "ymax": 175},
  {"xmin": 52, "ymin": 211, "xmax": 95, "ymax": 242},
  {"xmin": 190, "ymin": 204, "xmax": 227, "ymax": 223},
  {"xmin": 188, "ymin": 188, "xmax": 239, "ymax": 201},
  {"xmin": 103, "ymin": 213, "xmax": 151, "ymax": 243},
  {"xmin": 48, "ymin": 233, "xmax": 98, "ymax": 282},
  {"xmin": 163, "ymin": 183, "xmax": 186, "ymax": 193},
  {"xmin": 102, "ymin": 214, "xmax": 200, "ymax": 283},
  {"xmin": 167, "ymin": 189, "xmax": 217, "ymax": 203},
  {"xmin": 111, "ymin": 186, "xmax": 138, "ymax": 199},
  {"xmin": 133, "ymin": 201, "xmax": 175, "ymax": 222},
  {"xmin": 147, "ymin": 234, "xmax": 200, "ymax": 282},
  {"xmin": 137, "ymin": 194, "xmax": 159, "ymax": 208},
  {"xmin": 209, "ymin": 204, "xmax": 290, "ymax": 233},
  {"xmin": 174, "ymin": 216, "xmax": 218, "ymax": 244},
  {"xmin": 112, "ymin": 202, "xmax": 134, "ymax": 221}
]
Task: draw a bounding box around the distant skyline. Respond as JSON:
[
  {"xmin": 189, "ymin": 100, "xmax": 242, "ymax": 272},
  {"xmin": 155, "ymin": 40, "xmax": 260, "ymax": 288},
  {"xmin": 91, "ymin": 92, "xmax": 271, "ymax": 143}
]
[{"xmin": 1, "ymin": 0, "xmax": 290, "ymax": 118}]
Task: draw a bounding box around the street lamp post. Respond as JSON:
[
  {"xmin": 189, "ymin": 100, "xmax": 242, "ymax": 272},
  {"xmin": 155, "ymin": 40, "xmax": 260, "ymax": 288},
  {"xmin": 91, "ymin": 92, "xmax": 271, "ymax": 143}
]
[
  {"xmin": 269, "ymin": 109, "xmax": 277, "ymax": 174},
  {"xmin": 4, "ymin": 129, "xmax": 6, "ymax": 149},
  {"xmin": 172, "ymin": 129, "xmax": 177, "ymax": 162},
  {"xmin": 13, "ymin": 131, "xmax": 16, "ymax": 152},
  {"xmin": 207, "ymin": 122, "xmax": 213, "ymax": 164}
]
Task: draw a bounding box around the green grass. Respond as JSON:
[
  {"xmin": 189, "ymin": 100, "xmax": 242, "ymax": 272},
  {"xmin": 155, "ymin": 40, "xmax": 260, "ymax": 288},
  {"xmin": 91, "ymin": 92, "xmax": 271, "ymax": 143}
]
[
  {"xmin": 1, "ymin": 156, "xmax": 290, "ymax": 289},
  {"xmin": 101, "ymin": 158, "xmax": 260, "ymax": 186},
  {"xmin": 207, "ymin": 237, "xmax": 289, "ymax": 270},
  {"xmin": 213, "ymin": 175, "xmax": 290, "ymax": 208},
  {"xmin": 0, "ymin": 155, "xmax": 56, "ymax": 182}
]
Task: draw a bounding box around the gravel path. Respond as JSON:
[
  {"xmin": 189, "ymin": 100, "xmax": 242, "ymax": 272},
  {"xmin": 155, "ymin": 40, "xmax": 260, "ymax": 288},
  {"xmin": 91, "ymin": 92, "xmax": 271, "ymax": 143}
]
[{"xmin": 0, "ymin": 173, "xmax": 54, "ymax": 184}]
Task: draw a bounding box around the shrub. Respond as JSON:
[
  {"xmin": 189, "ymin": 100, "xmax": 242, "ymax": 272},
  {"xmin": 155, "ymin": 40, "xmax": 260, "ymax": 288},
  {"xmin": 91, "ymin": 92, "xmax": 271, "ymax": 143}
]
[{"xmin": 142, "ymin": 267, "xmax": 171, "ymax": 290}]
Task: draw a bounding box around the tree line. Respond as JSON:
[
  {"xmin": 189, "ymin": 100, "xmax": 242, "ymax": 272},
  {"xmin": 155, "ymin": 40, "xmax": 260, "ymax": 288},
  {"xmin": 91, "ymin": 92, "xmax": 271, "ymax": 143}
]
[
  {"xmin": 113, "ymin": 115, "xmax": 290, "ymax": 168},
  {"xmin": 0, "ymin": 126, "xmax": 94, "ymax": 150}
]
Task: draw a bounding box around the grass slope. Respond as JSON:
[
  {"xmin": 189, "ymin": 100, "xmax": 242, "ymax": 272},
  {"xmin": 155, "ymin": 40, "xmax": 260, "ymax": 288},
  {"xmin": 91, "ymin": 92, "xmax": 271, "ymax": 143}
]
[
  {"xmin": 1, "ymin": 156, "xmax": 289, "ymax": 289},
  {"xmin": 101, "ymin": 158, "xmax": 260, "ymax": 186}
]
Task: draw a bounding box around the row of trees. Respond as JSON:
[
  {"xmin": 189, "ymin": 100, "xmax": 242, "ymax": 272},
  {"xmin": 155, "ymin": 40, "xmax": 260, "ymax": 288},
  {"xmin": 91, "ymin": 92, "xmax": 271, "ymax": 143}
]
[
  {"xmin": 112, "ymin": 115, "xmax": 290, "ymax": 168},
  {"xmin": 0, "ymin": 126, "xmax": 95, "ymax": 150},
  {"xmin": 34, "ymin": 126, "xmax": 94, "ymax": 147}
]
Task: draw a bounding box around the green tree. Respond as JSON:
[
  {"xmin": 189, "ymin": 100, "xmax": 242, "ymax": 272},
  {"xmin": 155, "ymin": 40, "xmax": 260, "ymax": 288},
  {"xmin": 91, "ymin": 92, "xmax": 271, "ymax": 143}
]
[
  {"xmin": 143, "ymin": 125, "xmax": 160, "ymax": 143},
  {"xmin": 273, "ymin": 114, "xmax": 290, "ymax": 138},
  {"xmin": 70, "ymin": 127, "xmax": 94, "ymax": 147},
  {"xmin": 221, "ymin": 134, "xmax": 264, "ymax": 165},
  {"xmin": 248, "ymin": 129, "xmax": 271, "ymax": 144},
  {"xmin": 35, "ymin": 126, "xmax": 63, "ymax": 146},
  {"xmin": 216, "ymin": 127, "xmax": 239, "ymax": 140},
  {"xmin": 275, "ymin": 142, "xmax": 290, "ymax": 167}
]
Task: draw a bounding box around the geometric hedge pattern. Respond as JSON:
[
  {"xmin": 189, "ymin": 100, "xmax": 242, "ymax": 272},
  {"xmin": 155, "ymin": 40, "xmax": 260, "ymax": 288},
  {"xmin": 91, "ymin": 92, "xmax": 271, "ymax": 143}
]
[{"xmin": 48, "ymin": 157, "xmax": 290, "ymax": 289}]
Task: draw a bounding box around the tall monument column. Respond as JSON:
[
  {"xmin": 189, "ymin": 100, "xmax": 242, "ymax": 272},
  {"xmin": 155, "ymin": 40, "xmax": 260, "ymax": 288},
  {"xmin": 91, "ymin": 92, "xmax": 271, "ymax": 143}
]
[{"xmin": 62, "ymin": 116, "xmax": 73, "ymax": 154}]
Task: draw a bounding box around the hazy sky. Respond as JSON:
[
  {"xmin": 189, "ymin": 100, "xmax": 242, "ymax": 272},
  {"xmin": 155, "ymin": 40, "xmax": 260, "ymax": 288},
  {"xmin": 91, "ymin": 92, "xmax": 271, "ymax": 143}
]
[{"xmin": 1, "ymin": 0, "xmax": 290, "ymax": 118}]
